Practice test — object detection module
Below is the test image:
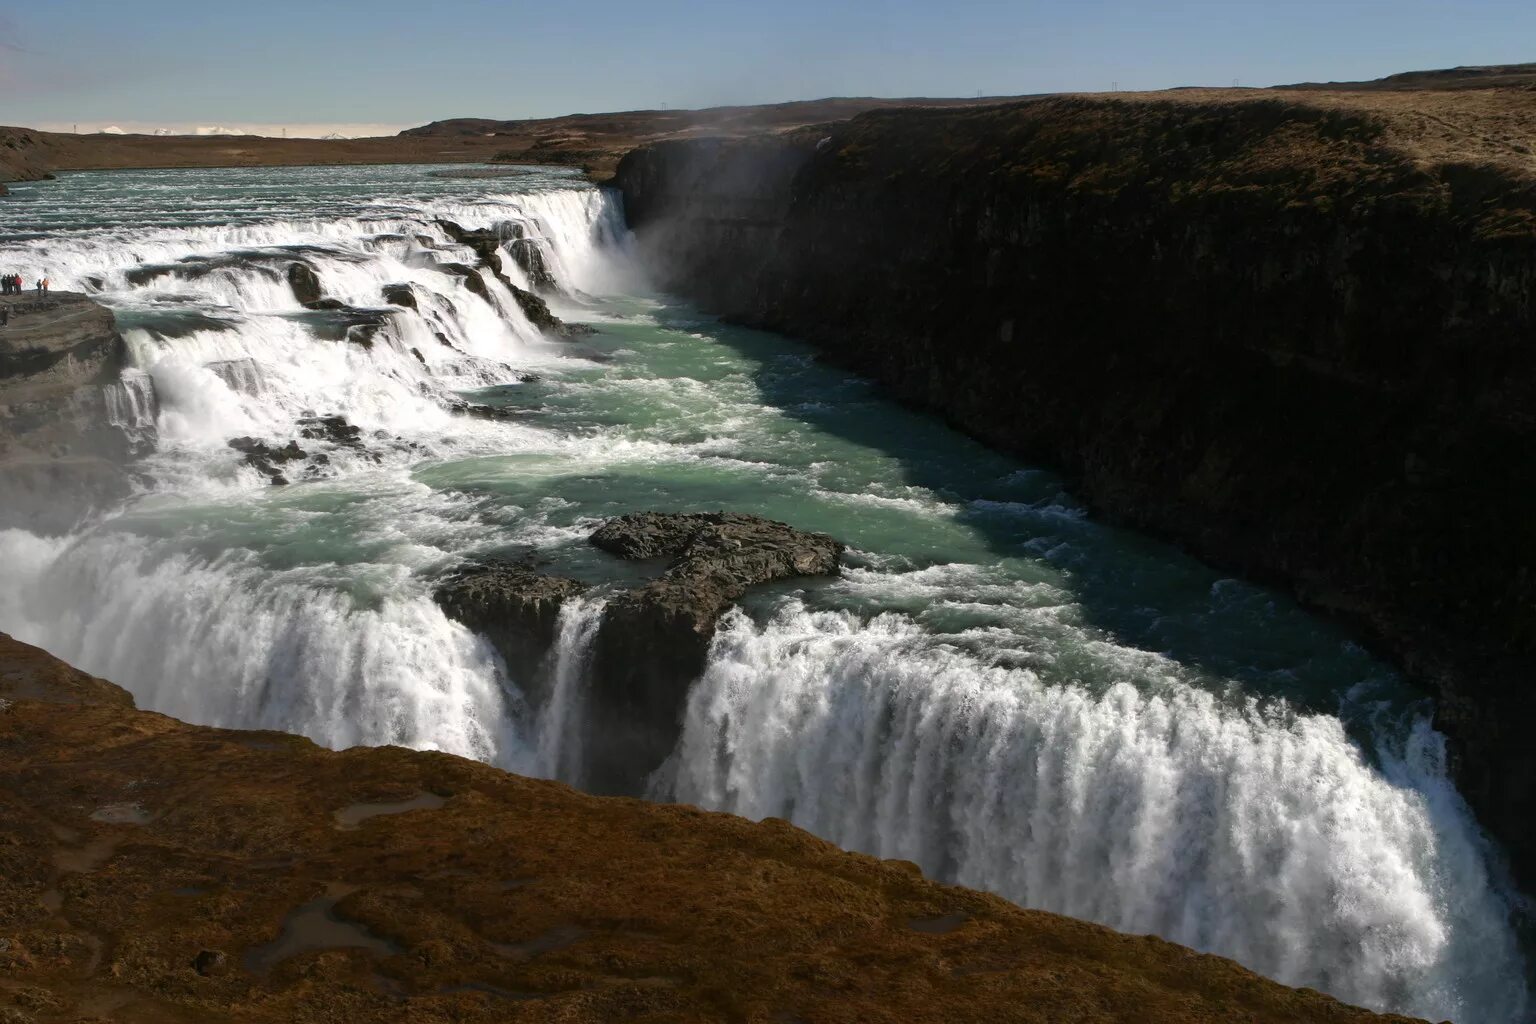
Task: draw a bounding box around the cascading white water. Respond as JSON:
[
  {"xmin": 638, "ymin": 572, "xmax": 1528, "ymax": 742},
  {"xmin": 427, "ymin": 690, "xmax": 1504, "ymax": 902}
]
[
  {"xmin": 0, "ymin": 166, "xmax": 630, "ymax": 764},
  {"xmin": 534, "ymin": 596, "xmax": 608, "ymax": 784},
  {"xmin": 0, "ymin": 528, "xmax": 528, "ymax": 764},
  {"xmin": 669, "ymin": 602, "xmax": 1528, "ymax": 1021},
  {"xmin": 1, "ymin": 163, "xmax": 1528, "ymax": 1022}
]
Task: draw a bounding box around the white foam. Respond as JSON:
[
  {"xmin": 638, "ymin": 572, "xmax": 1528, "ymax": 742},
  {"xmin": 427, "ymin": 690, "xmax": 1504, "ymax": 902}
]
[{"xmin": 670, "ymin": 602, "xmax": 1529, "ymax": 1022}]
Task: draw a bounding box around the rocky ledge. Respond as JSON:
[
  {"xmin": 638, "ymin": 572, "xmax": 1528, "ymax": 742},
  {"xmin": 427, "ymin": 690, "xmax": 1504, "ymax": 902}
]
[
  {"xmin": 0, "ymin": 631, "xmax": 1416, "ymax": 1024},
  {"xmin": 434, "ymin": 512, "xmax": 842, "ymax": 791}
]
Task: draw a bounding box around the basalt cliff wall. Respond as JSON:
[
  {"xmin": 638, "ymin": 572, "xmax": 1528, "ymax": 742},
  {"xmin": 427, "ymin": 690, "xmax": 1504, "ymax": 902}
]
[{"xmin": 613, "ymin": 92, "xmax": 1536, "ymax": 885}]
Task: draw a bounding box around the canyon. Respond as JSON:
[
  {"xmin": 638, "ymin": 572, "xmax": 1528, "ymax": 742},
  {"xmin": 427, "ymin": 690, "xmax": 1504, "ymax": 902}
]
[
  {"xmin": 612, "ymin": 84, "xmax": 1536, "ymax": 891},
  {"xmin": 2, "ymin": 69, "xmax": 1534, "ymax": 1022}
]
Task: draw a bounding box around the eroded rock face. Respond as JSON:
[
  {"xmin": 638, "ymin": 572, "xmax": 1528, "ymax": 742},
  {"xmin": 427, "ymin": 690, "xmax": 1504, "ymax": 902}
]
[
  {"xmin": 0, "ymin": 630, "xmax": 1409, "ymax": 1024},
  {"xmin": 381, "ymin": 283, "xmax": 417, "ymax": 309},
  {"xmin": 286, "ymin": 262, "xmax": 323, "ymax": 306},
  {"xmin": 507, "ymin": 237, "xmax": 560, "ymax": 293},
  {"xmin": 433, "ymin": 561, "xmax": 589, "ymax": 698},
  {"xmin": 586, "ymin": 512, "xmax": 842, "ymax": 793},
  {"xmin": 228, "ymin": 436, "xmax": 307, "ymax": 485}
]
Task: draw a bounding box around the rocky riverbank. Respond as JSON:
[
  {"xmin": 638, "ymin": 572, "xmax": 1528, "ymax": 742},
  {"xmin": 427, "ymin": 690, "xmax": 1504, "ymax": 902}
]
[
  {"xmin": 612, "ymin": 88, "xmax": 1536, "ymax": 886},
  {"xmin": 0, "ymin": 630, "xmax": 1422, "ymax": 1024}
]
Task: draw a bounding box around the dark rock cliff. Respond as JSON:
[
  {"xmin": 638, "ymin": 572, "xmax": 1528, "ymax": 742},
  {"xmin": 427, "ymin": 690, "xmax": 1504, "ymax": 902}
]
[{"xmin": 613, "ymin": 95, "xmax": 1536, "ymax": 886}]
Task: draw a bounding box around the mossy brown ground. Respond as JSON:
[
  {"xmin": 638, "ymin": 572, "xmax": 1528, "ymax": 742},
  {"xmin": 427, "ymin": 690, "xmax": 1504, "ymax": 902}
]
[{"xmin": 0, "ymin": 632, "xmax": 1420, "ymax": 1023}]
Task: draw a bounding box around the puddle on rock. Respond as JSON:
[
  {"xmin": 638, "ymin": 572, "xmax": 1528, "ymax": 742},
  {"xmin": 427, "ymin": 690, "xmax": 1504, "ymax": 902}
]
[
  {"xmin": 333, "ymin": 792, "xmax": 446, "ymax": 830},
  {"xmin": 244, "ymin": 883, "xmax": 401, "ymax": 973},
  {"xmin": 908, "ymin": 912, "xmax": 970, "ymax": 935},
  {"xmin": 491, "ymin": 924, "xmax": 587, "ymax": 961},
  {"xmin": 54, "ymin": 836, "xmax": 121, "ymax": 874},
  {"xmin": 90, "ymin": 803, "xmax": 152, "ymax": 825}
]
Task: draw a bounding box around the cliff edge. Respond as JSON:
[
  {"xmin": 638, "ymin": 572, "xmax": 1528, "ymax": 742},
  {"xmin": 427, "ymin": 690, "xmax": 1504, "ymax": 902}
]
[
  {"xmin": 613, "ymin": 87, "xmax": 1536, "ymax": 886},
  {"xmin": 0, "ymin": 631, "xmax": 1418, "ymax": 1023}
]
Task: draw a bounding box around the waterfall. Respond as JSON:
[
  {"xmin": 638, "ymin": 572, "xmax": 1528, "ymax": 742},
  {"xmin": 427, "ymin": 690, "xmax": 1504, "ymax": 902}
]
[
  {"xmin": 0, "ymin": 165, "xmax": 1528, "ymax": 1023},
  {"xmin": 534, "ymin": 596, "xmax": 608, "ymax": 784},
  {"xmin": 668, "ymin": 602, "xmax": 1528, "ymax": 1022},
  {"xmin": 0, "ymin": 527, "xmax": 532, "ymax": 766}
]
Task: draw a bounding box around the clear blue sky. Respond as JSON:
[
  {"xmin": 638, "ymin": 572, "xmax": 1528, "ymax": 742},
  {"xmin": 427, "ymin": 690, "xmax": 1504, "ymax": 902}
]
[{"xmin": 3, "ymin": 0, "xmax": 1533, "ymax": 132}]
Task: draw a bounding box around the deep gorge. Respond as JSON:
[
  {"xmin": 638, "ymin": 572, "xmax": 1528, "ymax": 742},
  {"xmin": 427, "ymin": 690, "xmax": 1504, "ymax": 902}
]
[
  {"xmin": 612, "ymin": 94, "xmax": 1536, "ymax": 894},
  {"xmin": 0, "ymin": 118, "xmax": 1531, "ymax": 1021}
]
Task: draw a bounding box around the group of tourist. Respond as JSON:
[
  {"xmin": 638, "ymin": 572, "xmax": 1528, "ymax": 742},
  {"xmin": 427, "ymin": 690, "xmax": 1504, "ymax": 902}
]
[{"xmin": 1, "ymin": 274, "xmax": 47, "ymax": 295}]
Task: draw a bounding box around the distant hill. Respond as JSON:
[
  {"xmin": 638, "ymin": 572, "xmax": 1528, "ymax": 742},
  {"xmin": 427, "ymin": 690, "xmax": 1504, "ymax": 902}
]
[
  {"xmin": 1280, "ymin": 62, "xmax": 1536, "ymax": 91},
  {"xmin": 401, "ymin": 96, "xmax": 1025, "ymax": 138},
  {"xmin": 397, "ymin": 96, "xmax": 1028, "ymax": 174},
  {"xmin": 3, "ymin": 65, "xmax": 1534, "ymax": 189}
]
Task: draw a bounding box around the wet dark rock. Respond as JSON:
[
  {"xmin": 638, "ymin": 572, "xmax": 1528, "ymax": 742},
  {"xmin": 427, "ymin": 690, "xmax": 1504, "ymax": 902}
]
[
  {"xmin": 433, "ymin": 561, "xmax": 588, "ymax": 698},
  {"xmin": 507, "ymin": 238, "xmax": 559, "ymax": 293},
  {"xmin": 302, "ymin": 305, "xmax": 393, "ymax": 348},
  {"xmin": 437, "ymin": 262, "xmax": 491, "ymax": 303},
  {"xmin": 436, "ymin": 220, "xmax": 509, "ymax": 266},
  {"xmin": 586, "ymin": 512, "xmax": 842, "ymax": 793},
  {"xmin": 437, "ymin": 221, "xmax": 593, "ymax": 340},
  {"xmin": 228, "ymin": 436, "xmax": 307, "ymax": 485},
  {"xmin": 124, "ymin": 265, "xmax": 175, "ymax": 286},
  {"xmin": 297, "ymin": 415, "xmax": 364, "ymax": 447},
  {"xmin": 456, "ymin": 403, "xmax": 526, "ymax": 421},
  {"xmin": 286, "ymin": 262, "xmax": 323, "ymax": 306},
  {"xmin": 509, "ymin": 284, "xmax": 596, "ymax": 339},
  {"xmin": 382, "ymin": 283, "xmax": 417, "ymax": 309},
  {"xmin": 192, "ymin": 949, "xmax": 229, "ymax": 977}
]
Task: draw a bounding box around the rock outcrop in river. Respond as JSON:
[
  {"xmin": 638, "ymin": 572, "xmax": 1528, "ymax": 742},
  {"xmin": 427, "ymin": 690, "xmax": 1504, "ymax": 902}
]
[
  {"xmin": 612, "ymin": 90, "xmax": 1536, "ymax": 886},
  {"xmin": 586, "ymin": 512, "xmax": 843, "ymax": 792},
  {"xmin": 0, "ymin": 629, "xmax": 1421, "ymax": 1024},
  {"xmin": 434, "ymin": 512, "xmax": 842, "ymax": 791}
]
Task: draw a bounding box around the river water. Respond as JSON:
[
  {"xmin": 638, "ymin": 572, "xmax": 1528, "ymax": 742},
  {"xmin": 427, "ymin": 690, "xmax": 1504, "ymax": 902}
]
[{"xmin": 0, "ymin": 165, "xmax": 1527, "ymax": 1021}]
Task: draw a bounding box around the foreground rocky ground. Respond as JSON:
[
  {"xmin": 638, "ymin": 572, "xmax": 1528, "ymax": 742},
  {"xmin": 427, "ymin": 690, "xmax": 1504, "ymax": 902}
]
[{"xmin": 0, "ymin": 632, "xmax": 1419, "ymax": 1024}]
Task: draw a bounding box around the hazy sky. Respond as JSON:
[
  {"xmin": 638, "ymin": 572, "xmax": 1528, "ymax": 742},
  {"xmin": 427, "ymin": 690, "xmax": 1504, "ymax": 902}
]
[{"xmin": 3, "ymin": 0, "xmax": 1533, "ymax": 136}]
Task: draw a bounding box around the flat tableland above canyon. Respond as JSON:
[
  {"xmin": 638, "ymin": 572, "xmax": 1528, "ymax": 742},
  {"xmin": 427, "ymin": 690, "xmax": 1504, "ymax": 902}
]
[{"xmin": 2, "ymin": 62, "xmax": 1534, "ymax": 183}]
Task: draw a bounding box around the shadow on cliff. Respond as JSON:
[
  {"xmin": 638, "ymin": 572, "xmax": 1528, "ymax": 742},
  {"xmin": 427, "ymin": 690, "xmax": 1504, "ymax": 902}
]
[{"xmin": 644, "ymin": 299, "xmax": 1411, "ymax": 720}]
